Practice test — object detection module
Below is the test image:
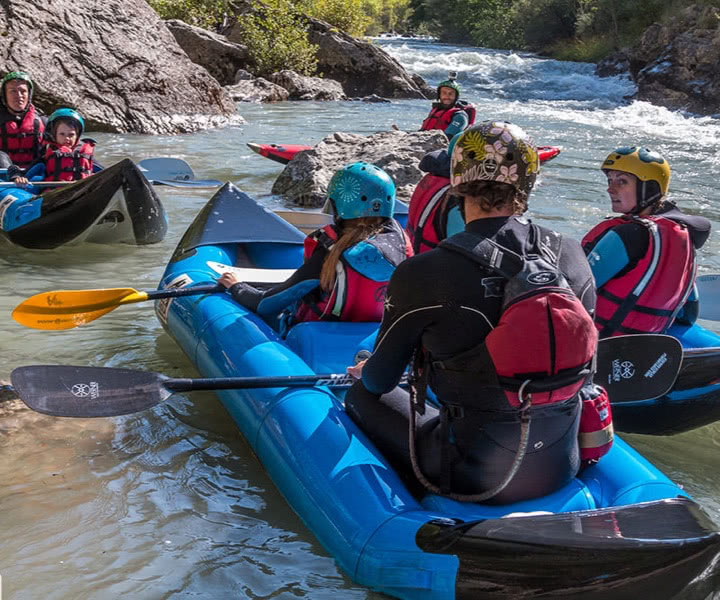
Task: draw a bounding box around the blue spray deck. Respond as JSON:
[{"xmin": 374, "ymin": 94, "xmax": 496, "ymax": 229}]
[{"xmin": 157, "ymin": 184, "xmax": 720, "ymax": 599}]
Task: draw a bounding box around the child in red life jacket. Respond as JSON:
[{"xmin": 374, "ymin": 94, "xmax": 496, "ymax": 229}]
[
  {"xmin": 582, "ymin": 147, "xmax": 711, "ymax": 338},
  {"xmin": 217, "ymin": 162, "xmax": 413, "ymax": 328},
  {"xmin": 10, "ymin": 108, "xmax": 95, "ymax": 187}
]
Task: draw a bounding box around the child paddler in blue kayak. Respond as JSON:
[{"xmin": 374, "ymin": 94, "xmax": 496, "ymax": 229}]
[
  {"xmin": 582, "ymin": 147, "xmax": 711, "ymax": 338},
  {"xmin": 9, "ymin": 108, "xmax": 95, "ymax": 188},
  {"xmin": 217, "ymin": 162, "xmax": 413, "ymax": 329},
  {"xmin": 0, "ymin": 71, "xmax": 45, "ymax": 170}
]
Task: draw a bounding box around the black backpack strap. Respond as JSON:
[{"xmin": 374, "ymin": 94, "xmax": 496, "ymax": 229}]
[{"xmin": 439, "ymin": 231, "xmax": 525, "ymax": 279}]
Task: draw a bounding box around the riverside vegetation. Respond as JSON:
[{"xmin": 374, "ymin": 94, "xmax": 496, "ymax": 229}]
[{"xmin": 148, "ymin": 0, "xmax": 720, "ymax": 66}]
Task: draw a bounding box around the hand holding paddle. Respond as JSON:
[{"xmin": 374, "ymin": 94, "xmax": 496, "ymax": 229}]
[{"xmin": 9, "ymin": 335, "xmax": 683, "ymax": 418}]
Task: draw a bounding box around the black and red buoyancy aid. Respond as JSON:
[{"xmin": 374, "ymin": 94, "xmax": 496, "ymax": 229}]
[
  {"xmin": 0, "ymin": 104, "xmax": 44, "ymax": 169},
  {"xmin": 43, "ymin": 139, "xmax": 95, "ymax": 182},
  {"xmin": 582, "ymin": 215, "xmax": 696, "ymax": 337},
  {"xmin": 406, "ymin": 174, "xmax": 452, "ymax": 253},
  {"xmin": 294, "ymin": 220, "xmax": 413, "ymax": 323},
  {"xmin": 420, "ymin": 101, "xmax": 477, "ymax": 133}
]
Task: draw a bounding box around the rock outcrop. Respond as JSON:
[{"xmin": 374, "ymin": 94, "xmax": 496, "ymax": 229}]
[
  {"xmin": 595, "ymin": 5, "xmax": 720, "ymax": 116},
  {"xmin": 272, "ymin": 130, "xmax": 448, "ymax": 207},
  {"xmin": 306, "ymin": 18, "xmax": 433, "ymax": 99},
  {"xmin": 226, "ymin": 77, "xmax": 289, "ymax": 102},
  {"xmin": 267, "ymin": 70, "xmax": 346, "ymax": 100},
  {"xmin": 0, "ymin": 0, "xmax": 239, "ymax": 133},
  {"xmin": 165, "ymin": 19, "xmax": 249, "ymax": 86}
]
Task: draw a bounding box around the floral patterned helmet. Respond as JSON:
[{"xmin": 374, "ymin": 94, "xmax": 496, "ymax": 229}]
[{"xmin": 450, "ymin": 121, "xmax": 539, "ymax": 199}]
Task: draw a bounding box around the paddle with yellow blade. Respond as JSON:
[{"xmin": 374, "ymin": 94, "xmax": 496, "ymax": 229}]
[
  {"xmin": 12, "ymin": 267, "xmax": 298, "ymax": 330},
  {"xmin": 11, "ymin": 284, "xmax": 224, "ymax": 330}
]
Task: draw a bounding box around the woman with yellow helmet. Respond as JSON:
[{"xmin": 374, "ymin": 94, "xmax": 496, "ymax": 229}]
[{"xmin": 582, "ymin": 147, "xmax": 711, "ymax": 338}]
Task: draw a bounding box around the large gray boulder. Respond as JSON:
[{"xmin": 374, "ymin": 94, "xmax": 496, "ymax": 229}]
[
  {"xmin": 306, "ymin": 18, "xmax": 432, "ymax": 99},
  {"xmin": 165, "ymin": 19, "xmax": 250, "ymax": 86},
  {"xmin": 0, "ymin": 0, "xmax": 239, "ymax": 133},
  {"xmin": 267, "ymin": 70, "xmax": 346, "ymax": 100},
  {"xmin": 272, "ymin": 130, "xmax": 448, "ymax": 207}
]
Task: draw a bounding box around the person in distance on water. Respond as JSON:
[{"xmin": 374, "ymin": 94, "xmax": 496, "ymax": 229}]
[
  {"xmin": 582, "ymin": 147, "xmax": 711, "ymax": 338},
  {"xmin": 0, "ymin": 71, "xmax": 45, "ymax": 170},
  {"xmin": 420, "ymin": 75, "xmax": 475, "ymax": 139},
  {"xmin": 217, "ymin": 162, "xmax": 413, "ymax": 329},
  {"xmin": 9, "ymin": 108, "xmax": 96, "ymax": 187},
  {"xmin": 345, "ymin": 121, "xmax": 610, "ymax": 505}
]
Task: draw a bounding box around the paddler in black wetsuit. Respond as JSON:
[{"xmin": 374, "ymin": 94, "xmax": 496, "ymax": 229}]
[
  {"xmin": 582, "ymin": 146, "xmax": 711, "ymax": 337},
  {"xmin": 345, "ymin": 121, "xmax": 605, "ymax": 504},
  {"xmin": 217, "ymin": 162, "xmax": 413, "ymax": 328}
]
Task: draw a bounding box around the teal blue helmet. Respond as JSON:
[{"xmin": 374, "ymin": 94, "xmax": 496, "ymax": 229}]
[
  {"xmin": 48, "ymin": 108, "xmax": 85, "ymax": 139},
  {"xmin": 325, "ymin": 162, "xmax": 396, "ymax": 220}
]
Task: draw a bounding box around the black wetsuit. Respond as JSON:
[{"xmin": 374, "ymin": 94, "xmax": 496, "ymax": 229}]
[{"xmin": 346, "ymin": 215, "xmax": 597, "ymax": 504}]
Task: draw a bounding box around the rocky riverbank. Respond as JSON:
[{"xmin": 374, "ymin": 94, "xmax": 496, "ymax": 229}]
[
  {"xmin": 595, "ymin": 4, "xmax": 720, "ymax": 117},
  {"xmin": 0, "ymin": 0, "xmax": 431, "ymax": 134}
]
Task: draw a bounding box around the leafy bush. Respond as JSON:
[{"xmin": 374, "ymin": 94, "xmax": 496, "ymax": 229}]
[
  {"xmin": 304, "ymin": 0, "xmax": 371, "ymax": 36},
  {"xmin": 235, "ymin": 0, "xmax": 319, "ymax": 77},
  {"xmin": 148, "ymin": 0, "xmax": 230, "ymax": 29}
]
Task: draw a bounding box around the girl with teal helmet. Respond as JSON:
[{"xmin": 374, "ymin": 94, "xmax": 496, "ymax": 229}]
[
  {"xmin": 325, "ymin": 161, "xmax": 396, "ymax": 220},
  {"xmin": 219, "ymin": 161, "xmax": 411, "ymax": 326},
  {"xmin": 47, "ymin": 108, "xmax": 85, "ymax": 140}
]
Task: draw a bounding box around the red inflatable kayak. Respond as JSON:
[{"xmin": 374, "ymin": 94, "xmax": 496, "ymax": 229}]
[{"xmin": 247, "ymin": 142, "xmax": 561, "ymax": 165}]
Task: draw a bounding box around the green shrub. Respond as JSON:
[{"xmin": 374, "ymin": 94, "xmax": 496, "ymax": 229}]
[
  {"xmin": 304, "ymin": 0, "xmax": 371, "ymax": 36},
  {"xmin": 148, "ymin": 0, "xmax": 230, "ymax": 29},
  {"xmin": 235, "ymin": 0, "xmax": 319, "ymax": 77}
]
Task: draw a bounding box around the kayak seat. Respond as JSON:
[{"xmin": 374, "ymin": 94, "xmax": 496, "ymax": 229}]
[
  {"xmin": 421, "ymin": 477, "xmax": 596, "ymax": 518},
  {"xmin": 285, "ymin": 321, "xmax": 380, "ymax": 374}
]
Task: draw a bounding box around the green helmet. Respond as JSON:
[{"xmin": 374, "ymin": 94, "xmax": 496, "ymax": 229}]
[
  {"xmin": 450, "ymin": 120, "xmax": 539, "ymax": 199},
  {"xmin": 437, "ymin": 79, "xmax": 460, "ymax": 102},
  {"xmin": 1, "ymin": 71, "xmax": 34, "ymax": 108}
]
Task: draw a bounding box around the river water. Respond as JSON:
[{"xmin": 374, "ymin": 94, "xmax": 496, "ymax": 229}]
[{"xmin": 1, "ymin": 38, "xmax": 720, "ymax": 599}]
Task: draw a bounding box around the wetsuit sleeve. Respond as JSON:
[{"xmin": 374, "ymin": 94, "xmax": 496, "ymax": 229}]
[
  {"xmin": 229, "ymin": 245, "xmax": 327, "ymax": 315},
  {"xmin": 360, "ymin": 259, "xmax": 429, "ymax": 395},
  {"xmin": 444, "ymin": 111, "xmax": 469, "ymax": 138},
  {"xmin": 8, "ymin": 158, "xmax": 42, "ymax": 180},
  {"xmin": 585, "ymin": 223, "xmax": 647, "ymax": 288},
  {"xmin": 26, "ymin": 163, "xmax": 45, "ymax": 181},
  {"xmin": 419, "ymin": 150, "xmax": 450, "ymax": 177}
]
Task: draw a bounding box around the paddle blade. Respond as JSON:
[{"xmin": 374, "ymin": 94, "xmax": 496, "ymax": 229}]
[
  {"xmin": 12, "ymin": 288, "xmax": 148, "ymax": 330},
  {"xmin": 137, "ymin": 157, "xmax": 194, "ymax": 181},
  {"xmin": 596, "ymin": 334, "xmax": 683, "ymax": 403},
  {"xmin": 696, "ymin": 274, "xmax": 720, "ymax": 321},
  {"xmin": 11, "ymin": 365, "xmax": 171, "ymax": 417}
]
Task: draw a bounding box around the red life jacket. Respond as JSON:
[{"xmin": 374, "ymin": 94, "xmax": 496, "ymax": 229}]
[
  {"xmin": 406, "ymin": 174, "xmax": 452, "ymax": 253},
  {"xmin": 43, "ymin": 140, "xmax": 95, "ymax": 182},
  {"xmin": 294, "ymin": 220, "xmax": 413, "ymax": 323},
  {"xmin": 0, "ymin": 104, "xmax": 44, "ymax": 168},
  {"xmin": 420, "ymin": 101, "xmax": 477, "ymax": 132},
  {"xmin": 582, "ymin": 215, "xmax": 696, "ymax": 337}
]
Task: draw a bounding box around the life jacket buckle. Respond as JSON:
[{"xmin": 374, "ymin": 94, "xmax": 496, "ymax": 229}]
[{"xmin": 446, "ymin": 404, "xmax": 464, "ymax": 419}]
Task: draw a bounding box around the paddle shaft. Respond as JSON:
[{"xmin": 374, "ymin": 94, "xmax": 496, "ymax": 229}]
[
  {"xmin": 145, "ymin": 284, "xmax": 223, "ymax": 302},
  {"xmin": 166, "ymin": 373, "xmax": 374, "ymax": 392}
]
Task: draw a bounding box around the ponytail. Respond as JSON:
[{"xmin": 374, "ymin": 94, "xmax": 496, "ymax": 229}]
[{"xmin": 320, "ymin": 217, "xmax": 387, "ymax": 292}]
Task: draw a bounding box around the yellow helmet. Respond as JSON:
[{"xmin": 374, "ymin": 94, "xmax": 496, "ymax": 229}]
[{"xmin": 602, "ymin": 146, "xmax": 671, "ymax": 211}]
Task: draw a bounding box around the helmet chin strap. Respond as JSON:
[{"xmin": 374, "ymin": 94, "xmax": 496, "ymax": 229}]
[{"xmin": 631, "ymin": 180, "xmax": 662, "ymax": 215}]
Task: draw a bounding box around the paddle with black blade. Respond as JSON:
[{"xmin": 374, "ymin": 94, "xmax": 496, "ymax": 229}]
[{"xmin": 10, "ymin": 335, "xmax": 682, "ymax": 418}]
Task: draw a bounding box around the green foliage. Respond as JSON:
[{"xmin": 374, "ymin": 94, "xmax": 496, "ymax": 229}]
[
  {"xmin": 235, "ymin": 0, "xmax": 318, "ymax": 77},
  {"xmin": 304, "ymin": 0, "xmax": 371, "ymax": 36},
  {"xmin": 147, "ymin": 0, "xmax": 230, "ymax": 29}
]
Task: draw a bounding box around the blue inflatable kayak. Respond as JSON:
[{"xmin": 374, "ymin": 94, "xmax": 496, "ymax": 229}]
[
  {"xmin": 0, "ymin": 159, "xmax": 167, "ymax": 248},
  {"xmin": 157, "ymin": 184, "xmax": 720, "ymax": 599}
]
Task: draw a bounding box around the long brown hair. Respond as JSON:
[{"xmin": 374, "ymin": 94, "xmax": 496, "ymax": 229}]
[{"xmin": 320, "ymin": 217, "xmax": 387, "ymax": 292}]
